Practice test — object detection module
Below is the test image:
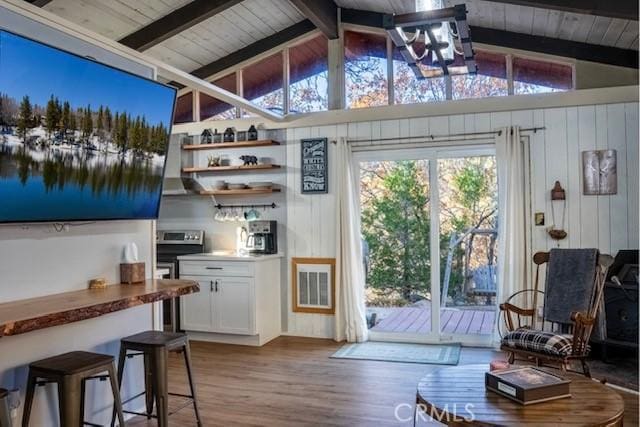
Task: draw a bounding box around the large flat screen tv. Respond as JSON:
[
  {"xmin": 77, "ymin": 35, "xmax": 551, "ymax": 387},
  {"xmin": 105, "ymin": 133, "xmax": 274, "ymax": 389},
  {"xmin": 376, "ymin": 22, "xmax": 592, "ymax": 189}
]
[{"xmin": 0, "ymin": 30, "xmax": 176, "ymax": 223}]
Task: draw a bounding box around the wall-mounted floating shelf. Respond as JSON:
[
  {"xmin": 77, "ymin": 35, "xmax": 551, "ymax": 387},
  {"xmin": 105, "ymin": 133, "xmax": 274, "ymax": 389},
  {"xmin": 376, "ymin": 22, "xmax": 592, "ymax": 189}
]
[
  {"xmin": 182, "ymin": 140, "xmax": 280, "ymax": 151},
  {"xmin": 199, "ymin": 188, "xmax": 282, "ymax": 196},
  {"xmin": 182, "ymin": 164, "xmax": 281, "ymax": 174}
]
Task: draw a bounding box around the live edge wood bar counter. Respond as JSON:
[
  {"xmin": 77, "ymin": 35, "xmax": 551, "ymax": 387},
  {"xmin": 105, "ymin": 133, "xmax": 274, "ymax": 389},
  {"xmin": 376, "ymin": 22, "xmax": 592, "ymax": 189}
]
[{"xmin": 0, "ymin": 279, "xmax": 198, "ymax": 337}]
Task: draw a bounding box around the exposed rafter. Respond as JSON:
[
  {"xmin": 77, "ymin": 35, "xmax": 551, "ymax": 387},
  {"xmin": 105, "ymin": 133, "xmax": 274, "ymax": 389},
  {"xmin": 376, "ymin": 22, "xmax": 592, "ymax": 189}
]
[
  {"xmin": 341, "ymin": 8, "xmax": 639, "ymax": 69},
  {"xmin": 483, "ymin": 0, "xmax": 638, "ymax": 21},
  {"xmin": 471, "ymin": 27, "xmax": 638, "ymax": 68},
  {"xmin": 290, "ymin": 0, "xmax": 338, "ymax": 39},
  {"xmin": 118, "ymin": 0, "xmax": 242, "ymax": 51},
  {"xmin": 190, "ymin": 19, "xmax": 316, "ymax": 80}
]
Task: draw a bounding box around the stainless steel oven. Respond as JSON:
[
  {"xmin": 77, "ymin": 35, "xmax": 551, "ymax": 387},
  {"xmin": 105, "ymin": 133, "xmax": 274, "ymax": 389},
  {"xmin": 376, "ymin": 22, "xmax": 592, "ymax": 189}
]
[{"xmin": 156, "ymin": 230, "xmax": 204, "ymax": 332}]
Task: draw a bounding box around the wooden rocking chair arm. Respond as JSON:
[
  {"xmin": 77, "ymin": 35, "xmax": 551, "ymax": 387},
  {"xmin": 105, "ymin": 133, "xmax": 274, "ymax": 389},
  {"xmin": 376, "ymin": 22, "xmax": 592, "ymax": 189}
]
[{"xmin": 500, "ymin": 302, "xmax": 536, "ymax": 317}]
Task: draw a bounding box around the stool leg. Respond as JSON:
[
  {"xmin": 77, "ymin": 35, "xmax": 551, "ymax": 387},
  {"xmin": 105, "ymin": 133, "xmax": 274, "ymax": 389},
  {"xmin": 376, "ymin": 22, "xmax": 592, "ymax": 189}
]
[
  {"xmin": 152, "ymin": 348, "xmax": 169, "ymax": 427},
  {"xmin": 107, "ymin": 364, "xmax": 126, "ymax": 427},
  {"xmin": 143, "ymin": 353, "xmax": 154, "ymax": 419},
  {"xmin": 60, "ymin": 375, "xmax": 82, "ymax": 427},
  {"xmin": 21, "ymin": 370, "xmax": 37, "ymax": 427},
  {"xmin": 182, "ymin": 343, "xmax": 202, "ymax": 426},
  {"xmin": 111, "ymin": 346, "xmax": 127, "ymax": 427}
]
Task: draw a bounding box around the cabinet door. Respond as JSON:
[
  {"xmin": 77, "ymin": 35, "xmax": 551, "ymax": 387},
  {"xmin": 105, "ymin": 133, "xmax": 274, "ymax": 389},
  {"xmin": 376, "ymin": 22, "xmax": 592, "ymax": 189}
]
[
  {"xmin": 212, "ymin": 277, "xmax": 255, "ymax": 335},
  {"xmin": 180, "ymin": 277, "xmax": 213, "ymax": 332}
]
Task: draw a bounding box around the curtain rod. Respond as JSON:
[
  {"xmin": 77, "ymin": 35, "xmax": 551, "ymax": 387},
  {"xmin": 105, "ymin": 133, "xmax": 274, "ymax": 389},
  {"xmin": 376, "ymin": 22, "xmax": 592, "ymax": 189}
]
[{"xmin": 339, "ymin": 126, "xmax": 545, "ymax": 144}]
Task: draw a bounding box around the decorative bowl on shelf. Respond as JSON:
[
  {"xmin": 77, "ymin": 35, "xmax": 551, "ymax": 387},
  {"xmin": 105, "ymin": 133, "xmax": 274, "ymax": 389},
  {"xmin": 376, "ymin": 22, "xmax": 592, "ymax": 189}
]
[
  {"xmin": 227, "ymin": 183, "xmax": 247, "ymax": 190},
  {"xmin": 248, "ymin": 182, "xmax": 273, "ymax": 189},
  {"xmin": 212, "ymin": 180, "xmax": 227, "ymax": 190}
]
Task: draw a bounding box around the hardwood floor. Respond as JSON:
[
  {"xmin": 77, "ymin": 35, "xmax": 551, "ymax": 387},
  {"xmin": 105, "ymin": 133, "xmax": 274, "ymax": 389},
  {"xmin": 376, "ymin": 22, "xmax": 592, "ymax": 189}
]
[{"xmin": 127, "ymin": 336, "xmax": 639, "ymax": 426}]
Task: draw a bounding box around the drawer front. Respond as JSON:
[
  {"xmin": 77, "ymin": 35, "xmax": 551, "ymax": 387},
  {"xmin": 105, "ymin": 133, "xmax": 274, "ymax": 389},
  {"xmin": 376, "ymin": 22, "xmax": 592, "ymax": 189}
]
[{"xmin": 180, "ymin": 260, "xmax": 254, "ymax": 277}]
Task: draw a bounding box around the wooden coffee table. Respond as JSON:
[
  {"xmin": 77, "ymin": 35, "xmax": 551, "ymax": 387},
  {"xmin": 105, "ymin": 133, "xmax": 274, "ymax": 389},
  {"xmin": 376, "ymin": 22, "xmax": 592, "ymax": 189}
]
[{"xmin": 415, "ymin": 364, "xmax": 624, "ymax": 426}]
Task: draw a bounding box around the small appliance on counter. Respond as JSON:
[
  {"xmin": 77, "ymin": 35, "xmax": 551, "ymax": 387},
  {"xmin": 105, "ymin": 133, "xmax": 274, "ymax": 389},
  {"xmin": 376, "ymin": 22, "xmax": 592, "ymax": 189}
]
[{"xmin": 245, "ymin": 220, "xmax": 277, "ymax": 255}]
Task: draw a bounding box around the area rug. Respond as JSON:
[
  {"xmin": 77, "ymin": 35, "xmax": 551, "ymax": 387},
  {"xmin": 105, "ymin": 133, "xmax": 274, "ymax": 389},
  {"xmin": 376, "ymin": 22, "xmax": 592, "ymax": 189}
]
[{"xmin": 331, "ymin": 341, "xmax": 461, "ymax": 365}]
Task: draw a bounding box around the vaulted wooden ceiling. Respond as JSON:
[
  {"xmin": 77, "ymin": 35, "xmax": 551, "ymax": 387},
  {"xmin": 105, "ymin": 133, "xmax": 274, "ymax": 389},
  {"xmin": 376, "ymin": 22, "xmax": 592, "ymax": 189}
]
[{"xmin": 31, "ymin": 0, "xmax": 638, "ymax": 83}]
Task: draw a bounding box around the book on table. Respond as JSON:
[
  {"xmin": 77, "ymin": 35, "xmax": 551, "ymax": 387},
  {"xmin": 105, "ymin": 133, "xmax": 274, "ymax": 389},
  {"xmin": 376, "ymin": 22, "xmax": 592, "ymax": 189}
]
[{"xmin": 485, "ymin": 367, "xmax": 571, "ymax": 405}]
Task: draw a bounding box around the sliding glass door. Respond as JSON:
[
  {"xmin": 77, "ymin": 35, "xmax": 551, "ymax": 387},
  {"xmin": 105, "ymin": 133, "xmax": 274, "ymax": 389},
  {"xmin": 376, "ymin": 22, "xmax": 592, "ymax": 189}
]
[
  {"xmin": 359, "ymin": 158, "xmax": 435, "ymax": 341},
  {"xmin": 437, "ymin": 155, "xmax": 498, "ymax": 345},
  {"xmin": 356, "ymin": 146, "xmax": 498, "ymax": 345}
]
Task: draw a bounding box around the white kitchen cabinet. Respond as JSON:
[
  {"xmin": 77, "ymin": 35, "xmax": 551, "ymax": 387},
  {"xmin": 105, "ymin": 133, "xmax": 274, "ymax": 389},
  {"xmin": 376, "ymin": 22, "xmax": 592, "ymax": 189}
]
[
  {"xmin": 214, "ymin": 276, "xmax": 254, "ymax": 335},
  {"xmin": 180, "ymin": 279, "xmax": 213, "ymax": 332},
  {"xmin": 179, "ymin": 254, "xmax": 281, "ymax": 346}
]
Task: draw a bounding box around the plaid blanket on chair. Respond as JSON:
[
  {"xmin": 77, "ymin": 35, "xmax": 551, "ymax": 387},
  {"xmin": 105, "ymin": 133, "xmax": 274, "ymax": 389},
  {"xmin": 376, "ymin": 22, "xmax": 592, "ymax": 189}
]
[{"xmin": 502, "ymin": 327, "xmax": 574, "ymax": 357}]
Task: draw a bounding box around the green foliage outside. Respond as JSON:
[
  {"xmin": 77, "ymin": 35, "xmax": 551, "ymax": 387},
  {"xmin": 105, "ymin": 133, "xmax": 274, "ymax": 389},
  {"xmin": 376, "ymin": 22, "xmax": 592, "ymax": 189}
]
[
  {"xmin": 361, "ymin": 157, "xmax": 497, "ymax": 308},
  {"xmin": 362, "ymin": 161, "xmax": 431, "ymax": 302}
]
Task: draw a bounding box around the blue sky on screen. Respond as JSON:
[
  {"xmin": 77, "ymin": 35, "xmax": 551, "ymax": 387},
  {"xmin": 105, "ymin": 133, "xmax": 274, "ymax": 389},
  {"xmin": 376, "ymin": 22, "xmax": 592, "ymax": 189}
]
[{"xmin": 0, "ymin": 31, "xmax": 175, "ymax": 126}]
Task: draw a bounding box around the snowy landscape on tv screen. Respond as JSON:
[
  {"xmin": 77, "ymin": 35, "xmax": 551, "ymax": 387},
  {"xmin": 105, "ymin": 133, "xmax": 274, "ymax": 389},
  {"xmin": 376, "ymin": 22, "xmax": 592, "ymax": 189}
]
[{"xmin": 0, "ymin": 31, "xmax": 176, "ymax": 223}]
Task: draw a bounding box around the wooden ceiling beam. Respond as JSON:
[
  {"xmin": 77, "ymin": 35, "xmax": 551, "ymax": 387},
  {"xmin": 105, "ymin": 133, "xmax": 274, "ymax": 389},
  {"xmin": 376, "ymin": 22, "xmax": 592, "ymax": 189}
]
[
  {"xmin": 484, "ymin": 0, "xmax": 638, "ymax": 21},
  {"xmin": 290, "ymin": 0, "xmax": 338, "ymax": 39},
  {"xmin": 25, "ymin": 0, "xmax": 53, "ymax": 6},
  {"xmin": 118, "ymin": 0, "xmax": 242, "ymax": 51},
  {"xmin": 189, "ymin": 19, "xmax": 316, "ymax": 80},
  {"xmin": 341, "ymin": 8, "xmax": 639, "ymax": 68},
  {"xmin": 470, "ymin": 26, "xmax": 638, "ymax": 68}
]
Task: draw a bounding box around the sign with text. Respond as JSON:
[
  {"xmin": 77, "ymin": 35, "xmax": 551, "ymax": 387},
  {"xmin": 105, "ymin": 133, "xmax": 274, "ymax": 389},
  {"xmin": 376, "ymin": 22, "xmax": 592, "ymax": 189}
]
[{"xmin": 301, "ymin": 138, "xmax": 328, "ymax": 194}]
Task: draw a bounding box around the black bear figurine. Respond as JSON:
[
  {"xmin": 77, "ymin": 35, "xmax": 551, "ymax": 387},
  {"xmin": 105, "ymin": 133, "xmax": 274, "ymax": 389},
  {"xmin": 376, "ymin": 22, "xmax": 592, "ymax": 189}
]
[{"xmin": 240, "ymin": 155, "xmax": 258, "ymax": 165}]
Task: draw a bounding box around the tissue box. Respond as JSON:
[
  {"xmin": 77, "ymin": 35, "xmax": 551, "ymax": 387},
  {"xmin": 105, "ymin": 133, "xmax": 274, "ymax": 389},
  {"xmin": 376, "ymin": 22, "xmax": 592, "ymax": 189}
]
[{"xmin": 120, "ymin": 262, "xmax": 145, "ymax": 284}]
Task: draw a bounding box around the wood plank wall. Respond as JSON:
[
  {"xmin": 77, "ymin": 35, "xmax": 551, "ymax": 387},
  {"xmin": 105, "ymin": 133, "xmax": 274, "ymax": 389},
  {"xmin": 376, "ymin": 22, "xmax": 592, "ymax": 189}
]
[{"xmin": 284, "ymin": 102, "xmax": 639, "ymax": 339}]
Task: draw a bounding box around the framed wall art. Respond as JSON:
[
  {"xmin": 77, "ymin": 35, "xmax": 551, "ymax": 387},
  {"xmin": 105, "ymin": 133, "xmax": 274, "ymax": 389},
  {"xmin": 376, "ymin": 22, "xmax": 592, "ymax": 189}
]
[
  {"xmin": 582, "ymin": 149, "xmax": 617, "ymax": 195},
  {"xmin": 301, "ymin": 138, "xmax": 328, "ymax": 194}
]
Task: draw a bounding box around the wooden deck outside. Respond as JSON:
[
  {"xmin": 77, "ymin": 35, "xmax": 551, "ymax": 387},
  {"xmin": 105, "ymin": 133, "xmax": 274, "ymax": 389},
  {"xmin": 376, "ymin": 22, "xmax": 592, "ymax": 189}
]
[{"xmin": 370, "ymin": 306, "xmax": 496, "ymax": 335}]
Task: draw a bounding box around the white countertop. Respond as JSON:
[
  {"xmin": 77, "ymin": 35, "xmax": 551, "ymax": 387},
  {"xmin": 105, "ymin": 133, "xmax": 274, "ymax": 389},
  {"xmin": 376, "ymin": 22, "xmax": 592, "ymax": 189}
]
[{"xmin": 178, "ymin": 251, "xmax": 283, "ymax": 262}]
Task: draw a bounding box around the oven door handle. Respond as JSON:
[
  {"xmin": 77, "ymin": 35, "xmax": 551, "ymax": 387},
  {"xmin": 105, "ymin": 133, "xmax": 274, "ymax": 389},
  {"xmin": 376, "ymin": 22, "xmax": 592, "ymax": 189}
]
[{"xmin": 205, "ymin": 267, "xmax": 223, "ymax": 270}]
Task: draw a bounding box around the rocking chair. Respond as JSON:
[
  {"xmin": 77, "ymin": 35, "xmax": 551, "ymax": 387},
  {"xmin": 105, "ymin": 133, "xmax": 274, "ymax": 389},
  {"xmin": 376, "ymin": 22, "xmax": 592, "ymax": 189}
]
[{"xmin": 499, "ymin": 250, "xmax": 614, "ymax": 377}]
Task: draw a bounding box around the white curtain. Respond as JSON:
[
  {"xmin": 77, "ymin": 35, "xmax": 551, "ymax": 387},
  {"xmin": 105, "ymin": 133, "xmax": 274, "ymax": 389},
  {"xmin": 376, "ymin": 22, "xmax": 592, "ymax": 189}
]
[
  {"xmin": 496, "ymin": 126, "xmax": 529, "ymax": 330},
  {"xmin": 334, "ymin": 138, "xmax": 369, "ymax": 342}
]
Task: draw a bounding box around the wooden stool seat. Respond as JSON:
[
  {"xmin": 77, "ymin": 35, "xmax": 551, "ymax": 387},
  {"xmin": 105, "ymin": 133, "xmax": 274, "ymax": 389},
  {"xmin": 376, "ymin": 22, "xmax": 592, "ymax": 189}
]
[
  {"xmin": 22, "ymin": 351, "xmax": 125, "ymax": 427},
  {"xmin": 113, "ymin": 330, "xmax": 202, "ymax": 427},
  {"xmin": 121, "ymin": 330, "xmax": 187, "ymax": 349},
  {"xmin": 29, "ymin": 351, "xmax": 114, "ymax": 375}
]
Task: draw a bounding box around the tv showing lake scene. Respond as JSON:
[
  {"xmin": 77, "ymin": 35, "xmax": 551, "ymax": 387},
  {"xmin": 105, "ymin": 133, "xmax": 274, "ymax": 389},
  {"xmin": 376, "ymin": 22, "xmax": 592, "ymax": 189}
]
[{"xmin": 0, "ymin": 30, "xmax": 176, "ymax": 223}]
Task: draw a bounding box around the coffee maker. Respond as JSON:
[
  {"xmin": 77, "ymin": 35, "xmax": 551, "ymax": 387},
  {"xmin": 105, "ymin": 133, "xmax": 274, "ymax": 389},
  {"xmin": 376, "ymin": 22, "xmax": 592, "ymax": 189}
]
[{"xmin": 245, "ymin": 220, "xmax": 277, "ymax": 254}]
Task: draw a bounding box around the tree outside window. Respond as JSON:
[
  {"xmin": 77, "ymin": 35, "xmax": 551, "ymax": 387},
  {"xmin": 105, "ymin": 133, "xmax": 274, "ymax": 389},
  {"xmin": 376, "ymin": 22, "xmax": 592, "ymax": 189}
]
[
  {"xmin": 393, "ymin": 43, "xmax": 447, "ymax": 104},
  {"xmin": 452, "ymin": 51, "xmax": 508, "ymax": 100},
  {"xmin": 200, "ymin": 73, "xmax": 237, "ymax": 120},
  {"xmin": 513, "ymin": 56, "xmax": 572, "ymax": 94},
  {"xmin": 289, "ymin": 35, "xmax": 329, "ymax": 114},
  {"xmin": 345, "ymin": 31, "xmax": 388, "ymax": 109},
  {"xmin": 242, "ymin": 52, "xmax": 284, "ymax": 115}
]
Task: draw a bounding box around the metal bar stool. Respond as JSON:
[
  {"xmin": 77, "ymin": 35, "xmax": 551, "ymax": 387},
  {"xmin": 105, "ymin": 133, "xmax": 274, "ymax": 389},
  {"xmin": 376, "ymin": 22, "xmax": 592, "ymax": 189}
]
[
  {"xmin": 111, "ymin": 331, "xmax": 201, "ymax": 427},
  {"xmin": 22, "ymin": 351, "xmax": 125, "ymax": 427}
]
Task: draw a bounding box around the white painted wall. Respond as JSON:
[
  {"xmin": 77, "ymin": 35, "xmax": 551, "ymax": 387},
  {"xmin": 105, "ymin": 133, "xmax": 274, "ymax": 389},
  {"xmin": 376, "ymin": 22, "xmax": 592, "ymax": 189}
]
[
  {"xmin": 0, "ymin": 6, "xmax": 157, "ymax": 425},
  {"xmin": 283, "ymin": 102, "xmax": 639, "ymax": 339}
]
